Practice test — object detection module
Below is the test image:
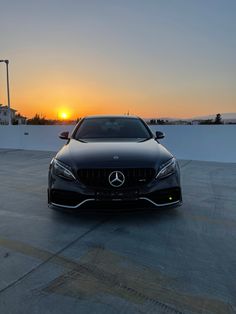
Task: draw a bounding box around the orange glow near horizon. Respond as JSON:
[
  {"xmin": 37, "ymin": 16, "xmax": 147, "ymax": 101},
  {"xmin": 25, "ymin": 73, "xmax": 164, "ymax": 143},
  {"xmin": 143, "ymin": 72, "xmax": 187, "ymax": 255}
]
[
  {"xmin": 10, "ymin": 99, "xmax": 235, "ymax": 121},
  {"xmin": 10, "ymin": 90, "xmax": 235, "ymax": 121},
  {"xmin": 5, "ymin": 70, "xmax": 236, "ymax": 120},
  {"xmin": 1, "ymin": 56, "xmax": 234, "ymax": 121}
]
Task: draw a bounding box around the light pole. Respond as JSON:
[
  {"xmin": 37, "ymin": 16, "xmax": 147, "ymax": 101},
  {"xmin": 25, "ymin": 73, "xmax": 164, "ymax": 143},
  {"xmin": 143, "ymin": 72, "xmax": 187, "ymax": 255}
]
[{"xmin": 0, "ymin": 59, "xmax": 12, "ymax": 125}]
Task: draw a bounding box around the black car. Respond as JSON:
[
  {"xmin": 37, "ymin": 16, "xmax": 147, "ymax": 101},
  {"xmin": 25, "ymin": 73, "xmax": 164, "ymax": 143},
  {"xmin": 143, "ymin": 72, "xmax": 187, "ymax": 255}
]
[{"xmin": 48, "ymin": 115, "xmax": 182, "ymax": 211}]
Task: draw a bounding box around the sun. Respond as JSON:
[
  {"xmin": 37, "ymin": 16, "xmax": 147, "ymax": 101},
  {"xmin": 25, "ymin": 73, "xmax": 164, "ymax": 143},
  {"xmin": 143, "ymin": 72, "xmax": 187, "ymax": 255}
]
[{"xmin": 59, "ymin": 111, "xmax": 69, "ymax": 120}]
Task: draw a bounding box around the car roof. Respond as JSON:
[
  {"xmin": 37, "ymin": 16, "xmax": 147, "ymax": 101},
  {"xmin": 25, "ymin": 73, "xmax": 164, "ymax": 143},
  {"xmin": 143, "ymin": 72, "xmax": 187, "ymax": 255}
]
[{"xmin": 84, "ymin": 115, "xmax": 139, "ymax": 119}]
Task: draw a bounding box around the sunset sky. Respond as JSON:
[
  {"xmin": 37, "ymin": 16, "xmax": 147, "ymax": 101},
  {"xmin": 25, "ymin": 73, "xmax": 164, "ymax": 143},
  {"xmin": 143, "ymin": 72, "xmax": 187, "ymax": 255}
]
[{"xmin": 0, "ymin": 0, "xmax": 235, "ymax": 119}]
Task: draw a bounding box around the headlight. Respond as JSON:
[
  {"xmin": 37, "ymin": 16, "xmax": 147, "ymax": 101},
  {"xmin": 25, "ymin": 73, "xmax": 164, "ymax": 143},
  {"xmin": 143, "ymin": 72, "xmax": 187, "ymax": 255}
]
[
  {"xmin": 156, "ymin": 158, "xmax": 176, "ymax": 179},
  {"xmin": 52, "ymin": 158, "xmax": 76, "ymax": 180}
]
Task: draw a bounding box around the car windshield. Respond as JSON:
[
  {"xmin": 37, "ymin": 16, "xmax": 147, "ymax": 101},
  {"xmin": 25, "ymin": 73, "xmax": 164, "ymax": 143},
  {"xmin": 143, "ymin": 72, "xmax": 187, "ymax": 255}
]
[{"xmin": 74, "ymin": 117, "xmax": 152, "ymax": 140}]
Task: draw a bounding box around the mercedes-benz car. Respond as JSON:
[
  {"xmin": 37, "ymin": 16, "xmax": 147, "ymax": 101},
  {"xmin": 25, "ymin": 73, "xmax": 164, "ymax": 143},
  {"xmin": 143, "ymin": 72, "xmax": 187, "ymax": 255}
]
[{"xmin": 48, "ymin": 115, "xmax": 182, "ymax": 211}]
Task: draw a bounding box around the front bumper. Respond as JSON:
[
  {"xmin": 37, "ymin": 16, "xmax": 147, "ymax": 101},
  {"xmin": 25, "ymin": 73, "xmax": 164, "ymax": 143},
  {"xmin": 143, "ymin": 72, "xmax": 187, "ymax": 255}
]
[{"xmin": 48, "ymin": 170, "xmax": 182, "ymax": 211}]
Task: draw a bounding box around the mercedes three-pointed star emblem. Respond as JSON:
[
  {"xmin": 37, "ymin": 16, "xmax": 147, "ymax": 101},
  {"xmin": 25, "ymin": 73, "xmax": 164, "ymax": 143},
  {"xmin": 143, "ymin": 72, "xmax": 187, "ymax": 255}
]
[{"xmin": 108, "ymin": 171, "xmax": 125, "ymax": 188}]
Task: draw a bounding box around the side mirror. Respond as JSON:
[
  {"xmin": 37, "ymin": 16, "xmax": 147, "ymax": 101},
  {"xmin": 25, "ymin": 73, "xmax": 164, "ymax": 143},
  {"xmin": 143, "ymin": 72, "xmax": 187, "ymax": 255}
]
[
  {"xmin": 155, "ymin": 131, "xmax": 165, "ymax": 140},
  {"xmin": 59, "ymin": 131, "xmax": 69, "ymax": 140}
]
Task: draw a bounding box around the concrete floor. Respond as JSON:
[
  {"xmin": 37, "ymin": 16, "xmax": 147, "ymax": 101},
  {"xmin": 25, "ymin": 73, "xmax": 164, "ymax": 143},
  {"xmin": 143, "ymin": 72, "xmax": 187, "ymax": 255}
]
[{"xmin": 0, "ymin": 149, "xmax": 235, "ymax": 314}]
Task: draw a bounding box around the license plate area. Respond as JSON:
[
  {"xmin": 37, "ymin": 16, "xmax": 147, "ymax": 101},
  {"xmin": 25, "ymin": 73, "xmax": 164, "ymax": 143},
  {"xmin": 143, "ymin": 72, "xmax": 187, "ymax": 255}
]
[{"xmin": 96, "ymin": 190, "xmax": 139, "ymax": 201}]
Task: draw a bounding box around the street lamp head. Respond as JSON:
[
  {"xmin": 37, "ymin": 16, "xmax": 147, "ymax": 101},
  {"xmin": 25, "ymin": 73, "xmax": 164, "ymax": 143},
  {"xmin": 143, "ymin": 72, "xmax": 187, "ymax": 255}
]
[{"xmin": 0, "ymin": 60, "xmax": 9, "ymax": 63}]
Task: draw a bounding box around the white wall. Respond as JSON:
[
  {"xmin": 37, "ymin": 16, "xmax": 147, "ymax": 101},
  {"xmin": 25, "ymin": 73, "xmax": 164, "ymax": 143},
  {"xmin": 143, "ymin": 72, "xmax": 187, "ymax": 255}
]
[
  {"xmin": 0, "ymin": 125, "xmax": 74, "ymax": 151},
  {"xmin": 0, "ymin": 125, "xmax": 235, "ymax": 163},
  {"xmin": 150, "ymin": 125, "xmax": 236, "ymax": 163}
]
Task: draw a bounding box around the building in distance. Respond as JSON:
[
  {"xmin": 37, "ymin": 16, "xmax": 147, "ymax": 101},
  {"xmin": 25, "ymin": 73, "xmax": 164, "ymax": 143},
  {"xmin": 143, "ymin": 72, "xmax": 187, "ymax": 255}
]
[{"xmin": 0, "ymin": 104, "xmax": 27, "ymax": 125}]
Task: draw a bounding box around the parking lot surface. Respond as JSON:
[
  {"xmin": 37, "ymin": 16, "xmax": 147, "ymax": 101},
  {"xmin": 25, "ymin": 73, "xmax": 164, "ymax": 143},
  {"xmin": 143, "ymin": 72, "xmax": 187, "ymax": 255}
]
[{"xmin": 0, "ymin": 149, "xmax": 235, "ymax": 314}]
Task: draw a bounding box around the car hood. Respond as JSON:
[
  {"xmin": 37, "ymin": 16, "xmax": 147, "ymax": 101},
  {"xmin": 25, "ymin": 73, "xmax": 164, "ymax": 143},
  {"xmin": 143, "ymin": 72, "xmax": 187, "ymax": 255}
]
[{"xmin": 56, "ymin": 138, "xmax": 173, "ymax": 170}]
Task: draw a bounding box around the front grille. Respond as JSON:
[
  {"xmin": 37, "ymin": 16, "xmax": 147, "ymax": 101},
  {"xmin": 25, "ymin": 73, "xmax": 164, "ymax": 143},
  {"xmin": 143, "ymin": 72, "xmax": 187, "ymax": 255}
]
[{"xmin": 77, "ymin": 168, "xmax": 156, "ymax": 188}]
